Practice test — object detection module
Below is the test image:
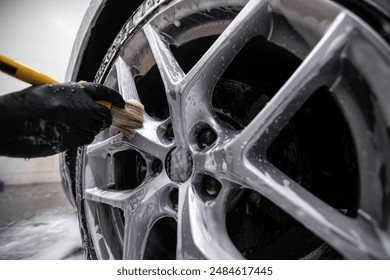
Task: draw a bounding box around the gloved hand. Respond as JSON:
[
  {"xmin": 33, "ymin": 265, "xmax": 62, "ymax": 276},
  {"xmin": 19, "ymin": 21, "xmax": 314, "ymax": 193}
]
[{"xmin": 0, "ymin": 82, "xmax": 125, "ymax": 158}]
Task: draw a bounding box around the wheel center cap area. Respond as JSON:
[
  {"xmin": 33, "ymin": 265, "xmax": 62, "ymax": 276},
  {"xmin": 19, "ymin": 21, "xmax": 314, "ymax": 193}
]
[{"xmin": 166, "ymin": 146, "xmax": 193, "ymax": 183}]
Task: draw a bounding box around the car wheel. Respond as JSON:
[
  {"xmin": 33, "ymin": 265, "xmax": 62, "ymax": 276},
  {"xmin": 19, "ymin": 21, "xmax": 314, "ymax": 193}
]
[{"xmin": 71, "ymin": 0, "xmax": 390, "ymax": 259}]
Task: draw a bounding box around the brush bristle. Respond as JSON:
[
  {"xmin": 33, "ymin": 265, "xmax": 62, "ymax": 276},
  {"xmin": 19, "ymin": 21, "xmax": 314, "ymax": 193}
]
[{"xmin": 111, "ymin": 99, "xmax": 144, "ymax": 138}]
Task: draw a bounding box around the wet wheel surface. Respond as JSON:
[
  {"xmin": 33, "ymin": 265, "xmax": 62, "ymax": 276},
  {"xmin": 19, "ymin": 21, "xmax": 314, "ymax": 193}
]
[{"xmin": 70, "ymin": 0, "xmax": 390, "ymax": 259}]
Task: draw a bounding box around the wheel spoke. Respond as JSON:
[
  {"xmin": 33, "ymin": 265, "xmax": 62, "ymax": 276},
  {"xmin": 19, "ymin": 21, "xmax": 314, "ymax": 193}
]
[
  {"xmin": 131, "ymin": 118, "xmax": 173, "ymax": 160},
  {"xmin": 122, "ymin": 203, "xmax": 166, "ymax": 259},
  {"xmin": 184, "ymin": 0, "xmax": 270, "ymax": 96},
  {"xmin": 122, "ymin": 174, "xmax": 172, "ymax": 259},
  {"xmin": 115, "ymin": 56, "xmax": 141, "ymax": 101},
  {"xmin": 135, "ymin": 173, "xmax": 173, "ymax": 207},
  {"xmin": 245, "ymin": 166, "xmax": 390, "ymax": 259},
  {"xmin": 194, "ymin": 145, "xmax": 238, "ymax": 182},
  {"xmin": 86, "ymin": 134, "xmax": 130, "ymax": 157},
  {"xmin": 232, "ymin": 12, "xmax": 353, "ymax": 151},
  {"xmin": 122, "ymin": 204, "xmax": 163, "ymax": 259},
  {"xmin": 176, "ymin": 183, "xmax": 243, "ymax": 259},
  {"xmin": 177, "ymin": 0, "xmax": 270, "ymax": 140},
  {"xmin": 85, "ymin": 188, "xmax": 132, "ymax": 210},
  {"xmin": 86, "ymin": 121, "xmax": 171, "ymax": 160},
  {"xmin": 143, "ymin": 23, "xmax": 185, "ymax": 92},
  {"xmin": 143, "ymin": 23, "xmax": 187, "ymax": 145}
]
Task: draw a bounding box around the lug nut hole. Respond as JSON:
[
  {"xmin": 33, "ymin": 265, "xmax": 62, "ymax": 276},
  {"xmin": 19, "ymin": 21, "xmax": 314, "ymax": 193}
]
[
  {"xmin": 196, "ymin": 124, "xmax": 217, "ymax": 148},
  {"xmin": 165, "ymin": 123, "xmax": 174, "ymax": 141},
  {"xmin": 201, "ymin": 175, "xmax": 222, "ymax": 198},
  {"xmin": 152, "ymin": 159, "xmax": 163, "ymax": 174},
  {"xmin": 169, "ymin": 188, "xmax": 179, "ymax": 212}
]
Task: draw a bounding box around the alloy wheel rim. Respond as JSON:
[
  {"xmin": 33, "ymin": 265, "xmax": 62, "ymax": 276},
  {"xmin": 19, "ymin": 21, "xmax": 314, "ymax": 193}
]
[{"xmin": 80, "ymin": 0, "xmax": 390, "ymax": 259}]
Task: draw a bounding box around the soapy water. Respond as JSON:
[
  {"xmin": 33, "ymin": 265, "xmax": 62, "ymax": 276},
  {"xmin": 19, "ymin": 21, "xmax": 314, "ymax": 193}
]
[{"xmin": 0, "ymin": 208, "xmax": 84, "ymax": 260}]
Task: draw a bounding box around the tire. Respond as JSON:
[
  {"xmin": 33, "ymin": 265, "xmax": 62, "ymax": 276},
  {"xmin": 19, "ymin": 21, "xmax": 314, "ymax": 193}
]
[{"xmin": 68, "ymin": 0, "xmax": 390, "ymax": 259}]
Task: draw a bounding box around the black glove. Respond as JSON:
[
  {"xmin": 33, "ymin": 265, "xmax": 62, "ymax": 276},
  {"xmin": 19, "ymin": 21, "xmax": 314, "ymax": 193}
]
[{"xmin": 0, "ymin": 82, "xmax": 125, "ymax": 158}]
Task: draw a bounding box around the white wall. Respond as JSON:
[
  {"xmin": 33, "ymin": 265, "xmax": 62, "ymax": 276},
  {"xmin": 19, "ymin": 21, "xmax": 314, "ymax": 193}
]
[{"xmin": 0, "ymin": 0, "xmax": 91, "ymax": 185}]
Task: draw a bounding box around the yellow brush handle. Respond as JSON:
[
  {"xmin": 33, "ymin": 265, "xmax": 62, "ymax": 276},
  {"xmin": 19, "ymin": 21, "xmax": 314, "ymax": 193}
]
[
  {"xmin": 96, "ymin": 100, "xmax": 112, "ymax": 109},
  {"xmin": 0, "ymin": 54, "xmax": 112, "ymax": 109},
  {"xmin": 0, "ymin": 55, "xmax": 58, "ymax": 85}
]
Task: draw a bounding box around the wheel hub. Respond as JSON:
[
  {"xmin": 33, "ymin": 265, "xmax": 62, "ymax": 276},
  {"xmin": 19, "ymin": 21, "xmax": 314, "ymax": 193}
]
[{"xmin": 166, "ymin": 146, "xmax": 193, "ymax": 183}]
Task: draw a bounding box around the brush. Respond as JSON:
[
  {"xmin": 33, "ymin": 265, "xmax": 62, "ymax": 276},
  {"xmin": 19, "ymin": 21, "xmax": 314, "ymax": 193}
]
[{"xmin": 0, "ymin": 54, "xmax": 144, "ymax": 138}]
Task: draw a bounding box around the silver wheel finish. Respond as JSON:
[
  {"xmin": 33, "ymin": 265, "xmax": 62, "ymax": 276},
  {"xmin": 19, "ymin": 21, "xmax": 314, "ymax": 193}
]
[{"xmin": 78, "ymin": 0, "xmax": 390, "ymax": 259}]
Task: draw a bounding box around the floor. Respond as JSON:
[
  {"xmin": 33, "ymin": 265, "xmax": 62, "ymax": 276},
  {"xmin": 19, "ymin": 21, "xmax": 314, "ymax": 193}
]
[{"xmin": 0, "ymin": 183, "xmax": 85, "ymax": 260}]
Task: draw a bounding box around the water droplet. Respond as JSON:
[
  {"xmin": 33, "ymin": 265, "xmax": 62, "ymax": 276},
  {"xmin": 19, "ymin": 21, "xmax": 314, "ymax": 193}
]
[{"xmin": 174, "ymin": 20, "xmax": 181, "ymax": 27}]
